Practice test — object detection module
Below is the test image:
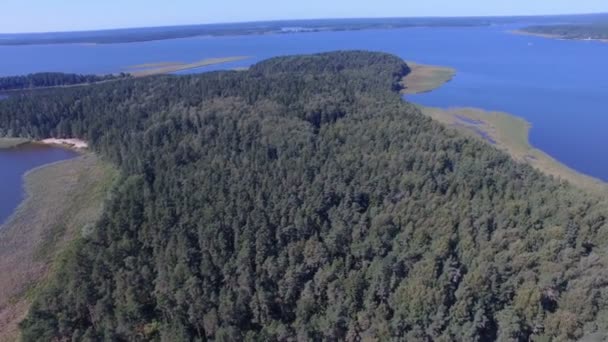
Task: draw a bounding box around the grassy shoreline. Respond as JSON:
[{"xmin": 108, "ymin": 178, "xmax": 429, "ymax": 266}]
[
  {"xmin": 0, "ymin": 154, "xmax": 117, "ymax": 341},
  {"xmin": 0, "ymin": 138, "xmax": 30, "ymax": 149},
  {"xmin": 400, "ymin": 61, "xmax": 455, "ymax": 95},
  {"xmin": 403, "ymin": 61, "xmax": 608, "ymax": 194},
  {"xmin": 128, "ymin": 56, "xmax": 251, "ymax": 77}
]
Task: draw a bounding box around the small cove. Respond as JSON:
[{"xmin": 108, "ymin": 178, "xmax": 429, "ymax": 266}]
[{"xmin": 0, "ymin": 144, "xmax": 79, "ymax": 225}]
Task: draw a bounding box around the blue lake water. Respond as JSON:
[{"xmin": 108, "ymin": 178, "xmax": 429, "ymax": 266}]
[
  {"xmin": 0, "ymin": 25, "xmax": 607, "ymax": 182},
  {"xmin": 0, "ymin": 145, "xmax": 78, "ymax": 224}
]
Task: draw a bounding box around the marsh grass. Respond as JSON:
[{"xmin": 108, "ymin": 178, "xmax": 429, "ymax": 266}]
[
  {"xmin": 129, "ymin": 56, "xmax": 251, "ymax": 77},
  {"xmin": 0, "ymin": 138, "xmax": 30, "ymax": 149},
  {"xmin": 0, "ymin": 154, "xmax": 117, "ymax": 341},
  {"xmin": 403, "ymin": 60, "xmax": 608, "ymax": 194},
  {"xmin": 419, "ymin": 106, "xmax": 608, "ymax": 194}
]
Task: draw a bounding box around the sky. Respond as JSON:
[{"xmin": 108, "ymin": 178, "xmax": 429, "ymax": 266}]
[{"xmin": 1, "ymin": 0, "xmax": 607, "ymax": 33}]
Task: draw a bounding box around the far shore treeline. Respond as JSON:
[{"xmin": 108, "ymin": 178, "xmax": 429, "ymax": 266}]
[
  {"xmin": 521, "ymin": 23, "xmax": 608, "ymax": 40},
  {"xmin": 1, "ymin": 51, "xmax": 608, "ymax": 341},
  {"xmin": 0, "ymin": 72, "xmax": 129, "ymax": 92}
]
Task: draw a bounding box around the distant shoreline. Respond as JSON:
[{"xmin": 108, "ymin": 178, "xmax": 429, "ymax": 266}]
[{"xmin": 511, "ymin": 29, "xmax": 608, "ymax": 43}]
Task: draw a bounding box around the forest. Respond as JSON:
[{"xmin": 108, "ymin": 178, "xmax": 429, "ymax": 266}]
[
  {"xmin": 1, "ymin": 51, "xmax": 608, "ymax": 341},
  {"xmin": 0, "ymin": 72, "xmax": 128, "ymax": 91}
]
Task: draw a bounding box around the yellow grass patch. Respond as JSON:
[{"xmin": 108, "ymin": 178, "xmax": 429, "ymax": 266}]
[
  {"xmin": 401, "ymin": 61, "xmax": 455, "ymax": 94},
  {"xmin": 128, "ymin": 56, "xmax": 251, "ymax": 77}
]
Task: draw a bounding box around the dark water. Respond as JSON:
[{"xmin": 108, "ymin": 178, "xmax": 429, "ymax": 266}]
[
  {"xmin": 0, "ymin": 25, "xmax": 607, "ymax": 180},
  {"xmin": 0, "ymin": 144, "xmax": 78, "ymax": 224}
]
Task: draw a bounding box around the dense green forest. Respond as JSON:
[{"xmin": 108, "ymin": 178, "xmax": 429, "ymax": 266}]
[
  {"xmin": 522, "ymin": 23, "xmax": 608, "ymax": 40},
  {"xmin": 1, "ymin": 51, "xmax": 608, "ymax": 341},
  {"xmin": 0, "ymin": 72, "xmax": 128, "ymax": 91}
]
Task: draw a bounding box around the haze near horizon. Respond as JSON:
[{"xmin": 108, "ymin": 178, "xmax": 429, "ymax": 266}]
[{"xmin": 1, "ymin": 0, "xmax": 607, "ymax": 33}]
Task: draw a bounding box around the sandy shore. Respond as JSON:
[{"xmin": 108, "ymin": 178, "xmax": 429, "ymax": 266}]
[{"xmin": 40, "ymin": 138, "xmax": 88, "ymax": 149}]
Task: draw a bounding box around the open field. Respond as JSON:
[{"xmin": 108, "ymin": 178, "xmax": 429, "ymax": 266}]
[
  {"xmin": 0, "ymin": 154, "xmax": 117, "ymax": 341},
  {"xmin": 405, "ymin": 60, "xmax": 608, "ymax": 194},
  {"xmin": 128, "ymin": 56, "xmax": 251, "ymax": 77},
  {"xmin": 401, "ymin": 61, "xmax": 455, "ymax": 94},
  {"xmin": 0, "ymin": 138, "xmax": 29, "ymax": 149}
]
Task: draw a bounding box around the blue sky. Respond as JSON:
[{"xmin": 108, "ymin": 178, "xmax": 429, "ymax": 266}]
[{"xmin": 1, "ymin": 0, "xmax": 607, "ymax": 33}]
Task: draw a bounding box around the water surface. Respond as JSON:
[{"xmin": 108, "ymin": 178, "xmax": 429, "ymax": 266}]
[
  {"xmin": 1, "ymin": 25, "xmax": 607, "ymax": 180},
  {"xmin": 0, "ymin": 144, "xmax": 78, "ymax": 224}
]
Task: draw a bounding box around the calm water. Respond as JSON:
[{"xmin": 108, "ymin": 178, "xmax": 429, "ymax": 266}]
[
  {"xmin": 0, "ymin": 25, "xmax": 607, "ymax": 181},
  {"xmin": 0, "ymin": 145, "xmax": 78, "ymax": 224}
]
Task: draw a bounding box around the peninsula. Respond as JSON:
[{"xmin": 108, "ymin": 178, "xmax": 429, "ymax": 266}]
[
  {"xmin": 401, "ymin": 61, "xmax": 608, "ymax": 194},
  {"xmin": 516, "ymin": 23, "xmax": 608, "ymax": 42}
]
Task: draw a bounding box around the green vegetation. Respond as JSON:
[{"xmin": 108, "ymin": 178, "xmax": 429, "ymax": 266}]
[
  {"xmin": 1, "ymin": 51, "xmax": 608, "ymax": 341},
  {"xmin": 400, "ymin": 61, "xmax": 455, "ymax": 94},
  {"xmin": 420, "ymin": 106, "xmax": 608, "ymax": 194},
  {"xmin": 128, "ymin": 56, "xmax": 251, "ymax": 77},
  {"xmin": 0, "ymin": 154, "xmax": 116, "ymax": 342},
  {"xmin": 518, "ymin": 24, "xmax": 608, "ymax": 41},
  {"xmin": 0, "ymin": 72, "xmax": 129, "ymax": 92}
]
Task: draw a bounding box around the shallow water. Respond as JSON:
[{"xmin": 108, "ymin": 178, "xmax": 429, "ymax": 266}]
[
  {"xmin": 0, "ymin": 144, "xmax": 78, "ymax": 224},
  {"xmin": 1, "ymin": 24, "xmax": 607, "ymax": 180}
]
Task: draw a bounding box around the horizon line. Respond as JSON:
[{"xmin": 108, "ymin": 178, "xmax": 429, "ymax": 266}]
[{"xmin": 1, "ymin": 11, "xmax": 606, "ymax": 35}]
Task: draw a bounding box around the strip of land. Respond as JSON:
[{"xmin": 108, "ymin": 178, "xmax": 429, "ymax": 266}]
[
  {"xmin": 39, "ymin": 138, "xmax": 88, "ymax": 149},
  {"xmin": 128, "ymin": 56, "xmax": 251, "ymax": 77},
  {"xmin": 400, "ymin": 61, "xmax": 455, "ymax": 94},
  {"xmin": 0, "ymin": 154, "xmax": 117, "ymax": 341},
  {"xmin": 0, "ymin": 138, "xmax": 29, "ymax": 149},
  {"xmin": 512, "ymin": 29, "xmax": 608, "ymax": 43},
  {"xmin": 403, "ymin": 61, "xmax": 608, "ymax": 194}
]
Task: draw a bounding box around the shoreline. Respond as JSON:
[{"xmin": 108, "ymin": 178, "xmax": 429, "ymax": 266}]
[
  {"xmin": 510, "ymin": 29, "xmax": 608, "ymax": 43},
  {"xmin": 128, "ymin": 56, "xmax": 251, "ymax": 77},
  {"xmin": 0, "ymin": 154, "xmax": 116, "ymax": 341},
  {"xmin": 400, "ymin": 61, "xmax": 455, "ymax": 95},
  {"xmin": 0, "ymin": 138, "xmax": 30, "ymax": 149},
  {"xmin": 403, "ymin": 60, "xmax": 608, "ymax": 194},
  {"xmin": 37, "ymin": 138, "xmax": 88, "ymax": 149},
  {"xmin": 0, "ymin": 137, "xmax": 90, "ymax": 150}
]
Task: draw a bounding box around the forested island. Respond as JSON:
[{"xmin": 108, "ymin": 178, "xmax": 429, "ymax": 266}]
[
  {"xmin": 0, "ymin": 72, "xmax": 129, "ymax": 91},
  {"xmin": 1, "ymin": 51, "xmax": 608, "ymax": 341},
  {"xmin": 519, "ymin": 23, "xmax": 608, "ymax": 41}
]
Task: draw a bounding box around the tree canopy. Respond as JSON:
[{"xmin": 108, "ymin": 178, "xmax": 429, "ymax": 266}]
[
  {"xmin": 1, "ymin": 51, "xmax": 607, "ymax": 341},
  {"xmin": 0, "ymin": 72, "xmax": 128, "ymax": 91}
]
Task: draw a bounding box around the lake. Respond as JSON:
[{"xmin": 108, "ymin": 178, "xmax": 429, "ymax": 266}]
[
  {"xmin": 0, "ymin": 145, "xmax": 78, "ymax": 224},
  {"xmin": 0, "ymin": 24, "xmax": 607, "ymax": 184}
]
